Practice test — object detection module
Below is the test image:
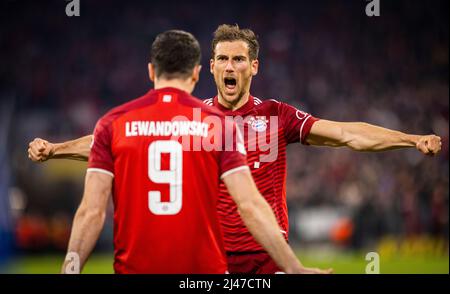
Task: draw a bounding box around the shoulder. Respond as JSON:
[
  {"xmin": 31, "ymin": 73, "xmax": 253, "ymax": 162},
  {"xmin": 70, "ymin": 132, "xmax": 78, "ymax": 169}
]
[
  {"xmin": 257, "ymin": 97, "xmax": 306, "ymax": 109},
  {"xmin": 255, "ymin": 97, "xmax": 282, "ymax": 107},
  {"xmin": 203, "ymin": 97, "xmax": 214, "ymax": 106},
  {"xmin": 261, "ymin": 98, "xmax": 309, "ymax": 115},
  {"xmin": 98, "ymin": 93, "xmax": 156, "ymax": 127},
  {"xmin": 200, "ymin": 97, "xmax": 224, "ymax": 116},
  {"xmin": 182, "ymin": 97, "xmax": 223, "ymax": 117},
  {"xmin": 254, "ymin": 97, "xmax": 282, "ymax": 115},
  {"xmin": 254, "ymin": 97, "xmax": 313, "ymax": 120}
]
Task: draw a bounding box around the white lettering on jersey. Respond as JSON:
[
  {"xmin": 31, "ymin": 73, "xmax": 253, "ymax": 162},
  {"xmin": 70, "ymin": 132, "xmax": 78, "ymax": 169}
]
[{"xmin": 125, "ymin": 121, "xmax": 209, "ymax": 138}]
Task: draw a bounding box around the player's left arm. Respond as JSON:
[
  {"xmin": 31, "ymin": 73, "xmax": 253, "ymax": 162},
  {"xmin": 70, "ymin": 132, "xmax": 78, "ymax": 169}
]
[
  {"xmin": 306, "ymin": 119, "xmax": 442, "ymax": 155},
  {"xmin": 61, "ymin": 171, "xmax": 112, "ymax": 274}
]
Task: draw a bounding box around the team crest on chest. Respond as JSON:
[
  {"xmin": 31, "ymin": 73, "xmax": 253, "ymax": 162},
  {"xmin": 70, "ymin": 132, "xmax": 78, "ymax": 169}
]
[{"xmin": 247, "ymin": 116, "xmax": 269, "ymax": 132}]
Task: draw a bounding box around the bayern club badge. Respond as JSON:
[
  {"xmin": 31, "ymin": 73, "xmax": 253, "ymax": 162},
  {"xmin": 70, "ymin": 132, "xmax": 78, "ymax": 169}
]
[{"xmin": 248, "ymin": 116, "xmax": 268, "ymax": 132}]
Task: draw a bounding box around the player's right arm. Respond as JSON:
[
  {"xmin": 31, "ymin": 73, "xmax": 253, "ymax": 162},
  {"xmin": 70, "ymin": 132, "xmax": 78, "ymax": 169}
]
[
  {"xmin": 223, "ymin": 169, "xmax": 333, "ymax": 274},
  {"xmin": 61, "ymin": 170, "xmax": 112, "ymax": 273},
  {"xmin": 28, "ymin": 135, "xmax": 93, "ymax": 162}
]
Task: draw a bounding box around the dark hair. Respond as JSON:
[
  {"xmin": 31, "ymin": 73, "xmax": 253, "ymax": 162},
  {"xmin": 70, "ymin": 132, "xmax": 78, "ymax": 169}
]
[
  {"xmin": 211, "ymin": 24, "xmax": 259, "ymax": 60},
  {"xmin": 151, "ymin": 30, "xmax": 201, "ymax": 79}
]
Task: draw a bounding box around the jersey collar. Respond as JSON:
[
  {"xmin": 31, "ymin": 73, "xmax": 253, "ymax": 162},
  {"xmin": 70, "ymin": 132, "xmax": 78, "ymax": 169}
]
[
  {"xmin": 149, "ymin": 87, "xmax": 191, "ymax": 102},
  {"xmin": 213, "ymin": 94, "xmax": 255, "ymax": 115}
]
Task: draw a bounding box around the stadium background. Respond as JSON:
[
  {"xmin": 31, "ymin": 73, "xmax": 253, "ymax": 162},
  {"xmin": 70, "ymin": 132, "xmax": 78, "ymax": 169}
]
[{"xmin": 0, "ymin": 0, "xmax": 448, "ymax": 273}]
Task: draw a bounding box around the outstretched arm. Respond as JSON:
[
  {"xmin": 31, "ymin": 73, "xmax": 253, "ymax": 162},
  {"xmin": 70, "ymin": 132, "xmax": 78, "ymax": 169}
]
[
  {"xmin": 306, "ymin": 120, "xmax": 442, "ymax": 155},
  {"xmin": 223, "ymin": 169, "xmax": 333, "ymax": 274},
  {"xmin": 28, "ymin": 135, "xmax": 93, "ymax": 162},
  {"xmin": 61, "ymin": 171, "xmax": 112, "ymax": 273}
]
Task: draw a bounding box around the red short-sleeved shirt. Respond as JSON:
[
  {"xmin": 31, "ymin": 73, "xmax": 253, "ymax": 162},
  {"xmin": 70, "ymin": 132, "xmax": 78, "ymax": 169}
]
[
  {"xmin": 204, "ymin": 95, "xmax": 319, "ymax": 253},
  {"xmin": 88, "ymin": 87, "xmax": 248, "ymax": 273}
]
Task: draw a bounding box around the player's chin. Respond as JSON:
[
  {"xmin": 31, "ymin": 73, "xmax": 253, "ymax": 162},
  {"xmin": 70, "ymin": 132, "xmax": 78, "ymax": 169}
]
[
  {"xmin": 226, "ymin": 95, "xmax": 241, "ymax": 105},
  {"xmin": 219, "ymin": 90, "xmax": 236, "ymax": 102}
]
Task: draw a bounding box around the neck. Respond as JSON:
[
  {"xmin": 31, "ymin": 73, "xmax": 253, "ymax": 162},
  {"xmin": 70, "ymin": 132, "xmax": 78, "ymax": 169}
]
[
  {"xmin": 154, "ymin": 78, "xmax": 194, "ymax": 94},
  {"xmin": 217, "ymin": 92, "xmax": 250, "ymax": 111}
]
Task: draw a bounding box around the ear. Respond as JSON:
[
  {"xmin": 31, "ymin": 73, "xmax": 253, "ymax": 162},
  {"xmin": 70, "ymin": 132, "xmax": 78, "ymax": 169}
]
[
  {"xmin": 148, "ymin": 63, "xmax": 156, "ymax": 82},
  {"xmin": 192, "ymin": 65, "xmax": 202, "ymax": 83},
  {"xmin": 210, "ymin": 59, "xmax": 215, "ymax": 74},
  {"xmin": 251, "ymin": 59, "xmax": 259, "ymax": 76}
]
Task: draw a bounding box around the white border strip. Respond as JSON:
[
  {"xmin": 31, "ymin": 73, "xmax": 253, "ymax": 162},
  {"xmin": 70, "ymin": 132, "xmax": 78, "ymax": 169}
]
[
  {"xmin": 299, "ymin": 115, "xmax": 311, "ymax": 141},
  {"xmin": 87, "ymin": 168, "xmax": 114, "ymax": 178},
  {"xmin": 203, "ymin": 98, "xmax": 213, "ymax": 105},
  {"xmin": 220, "ymin": 165, "xmax": 249, "ymax": 180}
]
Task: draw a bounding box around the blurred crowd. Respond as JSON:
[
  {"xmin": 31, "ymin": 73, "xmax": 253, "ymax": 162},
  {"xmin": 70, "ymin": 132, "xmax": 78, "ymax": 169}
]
[{"xmin": 0, "ymin": 0, "xmax": 448, "ymax": 253}]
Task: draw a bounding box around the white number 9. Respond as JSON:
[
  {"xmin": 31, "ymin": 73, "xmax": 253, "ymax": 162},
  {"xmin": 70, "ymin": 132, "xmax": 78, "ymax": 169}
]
[{"xmin": 148, "ymin": 140, "xmax": 183, "ymax": 215}]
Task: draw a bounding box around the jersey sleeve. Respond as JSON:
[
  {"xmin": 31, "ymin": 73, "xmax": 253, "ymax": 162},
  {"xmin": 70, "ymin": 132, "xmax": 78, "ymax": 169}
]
[
  {"xmin": 278, "ymin": 102, "xmax": 319, "ymax": 144},
  {"xmin": 87, "ymin": 116, "xmax": 114, "ymax": 177},
  {"xmin": 219, "ymin": 119, "xmax": 249, "ymax": 179}
]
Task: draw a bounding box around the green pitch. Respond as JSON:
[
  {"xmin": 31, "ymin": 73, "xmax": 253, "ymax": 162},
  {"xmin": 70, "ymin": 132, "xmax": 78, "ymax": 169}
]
[
  {"xmin": 296, "ymin": 251, "xmax": 449, "ymax": 274},
  {"xmin": 4, "ymin": 251, "xmax": 448, "ymax": 274}
]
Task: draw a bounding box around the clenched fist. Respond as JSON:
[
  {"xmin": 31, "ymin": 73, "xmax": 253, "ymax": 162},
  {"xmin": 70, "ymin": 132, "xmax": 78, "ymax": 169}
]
[
  {"xmin": 28, "ymin": 138, "xmax": 55, "ymax": 162},
  {"xmin": 416, "ymin": 135, "xmax": 442, "ymax": 155}
]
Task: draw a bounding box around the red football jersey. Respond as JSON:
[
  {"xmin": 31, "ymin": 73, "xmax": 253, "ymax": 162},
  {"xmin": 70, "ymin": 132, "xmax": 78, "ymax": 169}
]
[
  {"xmin": 204, "ymin": 95, "xmax": 319, "ymax": 253},
  {"xmin": 88, "ymin": 87, "xmax": 248, "ymax": 273}
]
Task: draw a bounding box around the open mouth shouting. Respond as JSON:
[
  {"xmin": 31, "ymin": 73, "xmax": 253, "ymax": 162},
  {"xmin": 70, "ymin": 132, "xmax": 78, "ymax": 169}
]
[{"xmin": 224, "ymin": 77, "xmax": 237, "ymax": 93}]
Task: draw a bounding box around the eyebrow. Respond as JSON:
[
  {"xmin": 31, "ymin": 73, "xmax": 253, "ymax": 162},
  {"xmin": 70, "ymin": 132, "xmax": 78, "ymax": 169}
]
[
  {"xmin": 233, "ymin": 55, "xmax": 247, "ymax": 60},
  {"xmin": 215, "ymin": 54, "xmax": 247, "ymax": 60}
]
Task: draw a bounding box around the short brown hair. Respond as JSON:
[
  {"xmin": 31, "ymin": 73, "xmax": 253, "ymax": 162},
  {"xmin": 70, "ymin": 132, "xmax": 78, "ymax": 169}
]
[
  {"xmin": 151, "ymin": 30, "xmax": 201, "ymax": 79},
  {"xmin": 211, "ymin": 24, "xmax": 259, "ymax": 60}
]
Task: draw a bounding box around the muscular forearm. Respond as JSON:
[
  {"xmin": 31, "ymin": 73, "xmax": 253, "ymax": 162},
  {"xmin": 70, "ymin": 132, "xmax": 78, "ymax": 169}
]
[
  {"xmin": 343, "ymin": 122, "xmax": 420, "ymax": 151},
  {"xmin": 62, "ymin": 205, "xmax": 105, "ymax": 273},
  {"xmin": 52, "ymin": 135, "xmax": 93, "ymax": 161},
  {"xmin": 308, "ymin": 120, "xmax": 441, "ymax": 155},
  {"xmin": 237, "ymin": 197, "xmax": 302, "ymax": 273}
]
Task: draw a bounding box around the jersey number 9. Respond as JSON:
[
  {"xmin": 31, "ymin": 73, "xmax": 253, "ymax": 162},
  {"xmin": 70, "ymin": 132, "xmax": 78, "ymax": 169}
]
[{"xmin": 148, "ymin": 140, "xmax": 183, "ymax": 215}]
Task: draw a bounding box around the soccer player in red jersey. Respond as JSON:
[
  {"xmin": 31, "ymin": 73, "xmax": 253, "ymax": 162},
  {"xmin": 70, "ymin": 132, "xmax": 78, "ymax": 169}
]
[
  {"xmin": 57, "ymin": 30, "xmax": 309, "ymax": 274},
  {"xmin": 205, "ymin": 25, "xmax": 440, "ymax": 274},
  {"xmin": 29, "ymin": 25, "xmax": 441, "ymax": 274}
]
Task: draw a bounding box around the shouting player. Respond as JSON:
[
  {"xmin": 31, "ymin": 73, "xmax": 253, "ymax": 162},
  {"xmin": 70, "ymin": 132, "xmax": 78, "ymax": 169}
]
[
  {"xmin": 58, "ymin": 30, "xmax": 317, "ymax": 274},
  {"xmin": 29, "ymin": 25, "xmax": 441, "ymax": 274}
]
